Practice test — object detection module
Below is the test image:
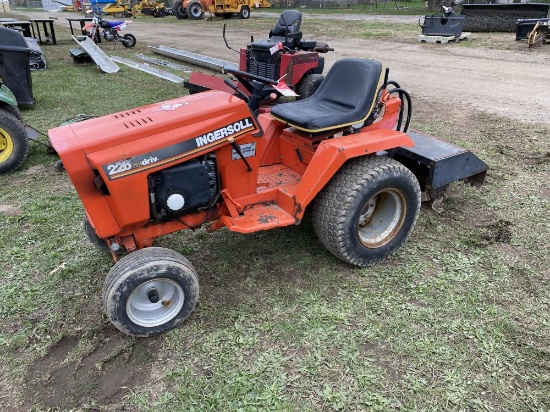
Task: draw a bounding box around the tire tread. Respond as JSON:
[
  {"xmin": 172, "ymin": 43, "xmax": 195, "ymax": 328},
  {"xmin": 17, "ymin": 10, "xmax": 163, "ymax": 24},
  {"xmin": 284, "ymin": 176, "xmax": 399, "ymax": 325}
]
[{"xmin": 312, "ymin": 156, "xmax": 421, "ymax": 267}]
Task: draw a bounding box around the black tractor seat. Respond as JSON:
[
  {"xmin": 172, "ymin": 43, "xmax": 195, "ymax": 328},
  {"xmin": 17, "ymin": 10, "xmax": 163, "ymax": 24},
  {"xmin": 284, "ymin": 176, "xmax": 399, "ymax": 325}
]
[
  {"xmin": 270, "ymin": 58, "xmax": 385, "ymax": 133},
  {"xmin": 250, "ymin": 10, "xmax": 303, "ymax": 50}
]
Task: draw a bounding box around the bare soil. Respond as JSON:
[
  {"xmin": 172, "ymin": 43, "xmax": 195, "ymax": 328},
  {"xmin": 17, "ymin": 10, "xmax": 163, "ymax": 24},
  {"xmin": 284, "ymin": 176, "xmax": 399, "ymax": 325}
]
[{"xmin": 7, "ymin": 9, "xmax": 550, "ymax": 410}]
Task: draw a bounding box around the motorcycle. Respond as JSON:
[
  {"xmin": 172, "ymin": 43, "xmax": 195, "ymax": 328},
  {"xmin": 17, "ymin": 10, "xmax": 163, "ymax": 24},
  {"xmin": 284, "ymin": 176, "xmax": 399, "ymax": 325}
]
[{"xmin": 83, "ymin": 15, "xmax": 136, "ymax": 48}]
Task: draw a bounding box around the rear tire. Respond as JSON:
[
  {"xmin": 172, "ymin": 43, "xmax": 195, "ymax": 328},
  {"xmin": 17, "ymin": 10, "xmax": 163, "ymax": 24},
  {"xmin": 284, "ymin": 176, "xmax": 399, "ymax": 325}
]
[
  {"xmin": 312, "ymin": 156, "xmax": 421, "ymax": 267},
  {"xmin": 121, "ymin": 33, "xmax": 136, "ymax": 48},
  {"xmin": 103, "ymin": 247, "xmax": 199, "ymax": 337},
  {"xmin": 239, "ymin": 5, "xmax": 250, "ymax": 19},
  {"xmin": 0, "ymin": 104, "xmax": 22, "ymax": 121},
  {"xmin": 173, "ymin": 0, "xmax": 188, "ymax": 19},
  {"xmin": 296, "ymin": 74, "xmax": 324, "ymax": 99},
  {"xmin": 0, "ymin": 110, "xmax": 28, "ymax": 175},
  {"xmin": 187, "ymin": 1, "xmax": 204, "ymax": 19}
]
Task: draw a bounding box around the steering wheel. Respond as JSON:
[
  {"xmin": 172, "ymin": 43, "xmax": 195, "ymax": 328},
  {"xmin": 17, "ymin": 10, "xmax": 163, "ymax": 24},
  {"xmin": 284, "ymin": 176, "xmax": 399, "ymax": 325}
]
[
  {"xmin": 222, "ymin": 66, "xmax": 279, "ymax": 86},
  {"xmin": 222, "ymin": 66, "xmax": 283, "ymax": 113}
]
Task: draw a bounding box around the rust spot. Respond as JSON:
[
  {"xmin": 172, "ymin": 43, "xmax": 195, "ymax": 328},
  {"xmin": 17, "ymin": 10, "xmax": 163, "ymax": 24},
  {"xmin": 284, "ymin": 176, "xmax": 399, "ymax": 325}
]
[
  {"xmin": 161, "ymin": 300, "xmax": 172, "ymax": 307},
  {"xmin": 258, "ymin": 214, "xmax": 277, "ymax": 224}
]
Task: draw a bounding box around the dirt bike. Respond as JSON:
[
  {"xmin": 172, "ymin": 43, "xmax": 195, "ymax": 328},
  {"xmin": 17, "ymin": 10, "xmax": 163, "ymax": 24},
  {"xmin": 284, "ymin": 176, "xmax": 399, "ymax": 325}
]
[{"xmin": 83, "ymin": 15, "xmax": 136, "ymax": 48}]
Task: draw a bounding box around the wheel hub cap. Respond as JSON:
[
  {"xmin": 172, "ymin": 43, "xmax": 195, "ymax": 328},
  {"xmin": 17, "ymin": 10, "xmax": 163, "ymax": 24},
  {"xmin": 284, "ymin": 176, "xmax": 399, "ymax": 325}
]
[
  {"xmin": 127, "ymin": 278, "xmax": 185, "ymax": 327},
  {"xmin": 0, "ymin": 127, "xmax": 14, "ymax": 163},
  {"xmin": 357, "ymin": 189, "xmax": 406, "ymax": 248}
]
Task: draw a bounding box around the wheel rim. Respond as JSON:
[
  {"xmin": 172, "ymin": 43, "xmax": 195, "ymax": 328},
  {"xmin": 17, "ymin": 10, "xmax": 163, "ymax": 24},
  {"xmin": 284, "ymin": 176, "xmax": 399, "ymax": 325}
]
[
  {"xmin": 126, "ymin": 278, "xmax": 185, "ymax": 327},
  {"xmin": 0, "ymin": 127, "xmax": 14, "ymax": 163},
  {"xmin": 190, "ymin": 5, "xmax": 201, "ymax": 17},
  {"xmin": 357, "ymin": 189, "xmax": 406, "ymax": 248}
]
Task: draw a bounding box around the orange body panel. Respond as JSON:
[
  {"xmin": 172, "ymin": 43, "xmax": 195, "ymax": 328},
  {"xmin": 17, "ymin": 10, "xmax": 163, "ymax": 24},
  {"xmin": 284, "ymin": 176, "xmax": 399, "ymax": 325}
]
[
  {"xmin": 49, "ymin": 89, "xmax": 412, "ymax": 248},
  {"xmin": 49, "ymin": 91, "xmax": 260, "ymax": 238}
]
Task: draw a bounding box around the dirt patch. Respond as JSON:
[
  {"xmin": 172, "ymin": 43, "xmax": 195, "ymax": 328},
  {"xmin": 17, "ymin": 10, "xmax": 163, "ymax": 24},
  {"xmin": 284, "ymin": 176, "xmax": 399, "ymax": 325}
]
[
  {"xmin": 23, "ymin": 329, "xmax": 160, "ymax": 410},
  {"xmin": 480, "ymin": 219, "xmax": 513, "ymax": 245},
  {"xmin": 0, "ymin": 204, "xmax": 23, "ymax": 215}
]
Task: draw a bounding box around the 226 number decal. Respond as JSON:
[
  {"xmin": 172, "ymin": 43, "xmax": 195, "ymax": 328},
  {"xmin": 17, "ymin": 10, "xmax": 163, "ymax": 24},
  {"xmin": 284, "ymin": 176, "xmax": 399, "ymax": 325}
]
[{"xmin": 106, "ymin": 160, "xmax": 132, "ymax": 176}]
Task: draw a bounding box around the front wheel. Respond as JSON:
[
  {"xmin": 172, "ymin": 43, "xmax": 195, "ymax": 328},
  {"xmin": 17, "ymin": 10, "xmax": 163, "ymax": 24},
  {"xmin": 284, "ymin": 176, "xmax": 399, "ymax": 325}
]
[
  {"xmin": 121, "ymin": 33, "xmax": 136, "ymax": 48},
  {"xmin": 239, "ymin": 5, "xmax": 250, "ymax": 19},
  {"xmin": 187, "ymin": 1, "xmax": 204, "ymax": 19},
  {"xmin": 103, "ymin": 247, "xmax": 199, "ymax": 337},
  {"xmin": 173, "ymin": 0, "xmax": 188, "ymax": 19},
  {"xmin": 313, "ymin": 156, "xmax": 421, "ymax": 267},
  {"xmin": 0, "ymin": 110, "xmax": 29, "ymax": 175}
]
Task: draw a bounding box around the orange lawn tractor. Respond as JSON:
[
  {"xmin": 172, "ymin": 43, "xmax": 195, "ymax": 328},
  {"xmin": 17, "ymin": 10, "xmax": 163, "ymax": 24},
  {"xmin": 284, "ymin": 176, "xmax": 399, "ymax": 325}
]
[{"xmin": 48, "ymin": 58, "xmax": 487, "ymax": 337}]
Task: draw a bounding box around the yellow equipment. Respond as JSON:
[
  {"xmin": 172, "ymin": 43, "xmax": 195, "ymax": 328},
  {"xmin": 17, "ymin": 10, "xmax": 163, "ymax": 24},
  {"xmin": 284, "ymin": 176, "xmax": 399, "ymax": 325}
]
[
  {"xmin": 102, "ymin": 0, "xmax": 167, "ymax": 17},
  {"xmin": 173, "ymin": 0, "xmax": 270, "ymax": 20}
]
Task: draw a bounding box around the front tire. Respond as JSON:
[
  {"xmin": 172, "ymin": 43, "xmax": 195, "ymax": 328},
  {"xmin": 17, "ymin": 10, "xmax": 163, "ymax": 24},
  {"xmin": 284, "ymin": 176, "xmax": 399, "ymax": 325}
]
[
  {"xmin": 0, "ymin": 110, "xmax": 29, "ymax": 175},
  {"xmin": 83, "ymin": 216, "xmax": 126, "ymax": 255},
  {"xmin": 187, "ymin": 1, "xmax": 204, "ymax": 20},
  {"xmin": 313, "ymin": 156, "xmax": 421, "ymax": 267},
  {"xmin": 103, "ymin": 247, "xmax": 199, "ymax": 337},
  {"xmin": 121, "ymin": 33, "xmax": 136, "ymax": 48},
  {"xmin": 239, "ymin": 5, "xmax": 250, "ymax": 19}
]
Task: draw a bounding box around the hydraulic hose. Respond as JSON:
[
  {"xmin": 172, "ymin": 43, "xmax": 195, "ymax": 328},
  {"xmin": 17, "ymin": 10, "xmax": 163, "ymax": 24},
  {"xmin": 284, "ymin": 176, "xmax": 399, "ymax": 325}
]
[{"xmin": 386, "ymin": 87, "xmax": 412, "ymax": 132}]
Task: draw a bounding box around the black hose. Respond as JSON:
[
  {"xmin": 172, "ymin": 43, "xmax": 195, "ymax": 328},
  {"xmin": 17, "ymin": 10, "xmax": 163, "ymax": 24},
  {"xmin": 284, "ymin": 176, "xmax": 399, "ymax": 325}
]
[
  {"xmin": 386, "ymin": 80, "xmax": 401, "ymax": 89},
  {"xmin": 386, "ymin": 87, "xmax": 412, "ymax": 132}
]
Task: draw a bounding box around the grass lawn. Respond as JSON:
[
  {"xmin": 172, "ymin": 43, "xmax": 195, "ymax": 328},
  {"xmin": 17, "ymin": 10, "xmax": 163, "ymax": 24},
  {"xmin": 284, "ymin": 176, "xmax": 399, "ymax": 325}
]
[{"xmin": 0, "ymin": 11, "xmax": 548, "ymax": 411}]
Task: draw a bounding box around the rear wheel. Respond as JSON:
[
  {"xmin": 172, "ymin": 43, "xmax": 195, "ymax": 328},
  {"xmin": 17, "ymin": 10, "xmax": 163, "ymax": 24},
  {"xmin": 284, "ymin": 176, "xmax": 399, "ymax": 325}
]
[
  {"xmin": 0, "ymin": 104, "xmax": 22, "ymax": 121},
  {"xmin": 173, "ymin": 0, "xmax": 188, "ymax": 19},
  {"xmin": 0, "ymin": 110, "xmax": 29, "ymax": 175},
  {"xmin": 103, "ymin": 247, "xmax": 199, "ymax": 337},
  {"xmin": 239, "ymin": 5, "xmax": 250, "ymax": 19},
  {"xmin": 121, "ymin": 33, "xmax": 136, "ymax": 48},
  {"xmin": 296, "ymin": 74, "xmax": 324, "ymax": 99},
  {"xmin": 187, "ymin": 1, "xmax": 204, "ymax": 19},
  {"xmin": 313, "ymin": 156, "xmax": 421, "ymax": 267}
]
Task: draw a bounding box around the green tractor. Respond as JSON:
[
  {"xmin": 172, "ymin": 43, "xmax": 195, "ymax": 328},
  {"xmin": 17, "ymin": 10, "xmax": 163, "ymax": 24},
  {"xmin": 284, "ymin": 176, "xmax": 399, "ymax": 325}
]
[{"xmin": 0, "ymin": 82, "xmax": 28, "ymax": 175}]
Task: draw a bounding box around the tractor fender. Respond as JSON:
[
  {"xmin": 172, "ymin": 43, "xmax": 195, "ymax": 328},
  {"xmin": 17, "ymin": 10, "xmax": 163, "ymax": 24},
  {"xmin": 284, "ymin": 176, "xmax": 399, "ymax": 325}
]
[
  {"xmin": 0, "ymin": 84, "xmax": 18, "ymax": 107},
  {"xmin": 292, "ymin": 129, "xmax": 414, "ymax": 218}
]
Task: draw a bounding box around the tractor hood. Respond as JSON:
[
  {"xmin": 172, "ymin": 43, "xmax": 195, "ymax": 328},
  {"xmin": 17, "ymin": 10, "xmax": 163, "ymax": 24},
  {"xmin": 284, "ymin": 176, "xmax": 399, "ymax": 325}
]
[
  {"xmin": 50, "ymin": 90, "xmax": 255, "ymax": 156},
  {"xmin": 48, "ymin": 90, "xmax": 259, "ymax": 236},
  {"xmin": 49, "ymin": 90, "xmax": 258, "ymax": 180}
]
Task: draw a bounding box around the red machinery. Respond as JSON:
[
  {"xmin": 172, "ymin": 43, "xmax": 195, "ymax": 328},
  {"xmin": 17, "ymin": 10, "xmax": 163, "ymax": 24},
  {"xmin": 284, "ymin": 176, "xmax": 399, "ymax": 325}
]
[{"xmin": 184, "ymin": 10, "xmax": 333, "ymax": 99}]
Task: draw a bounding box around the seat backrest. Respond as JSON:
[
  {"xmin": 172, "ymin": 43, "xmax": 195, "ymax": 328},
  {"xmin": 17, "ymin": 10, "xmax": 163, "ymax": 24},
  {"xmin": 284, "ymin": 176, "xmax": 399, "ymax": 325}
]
[
  {"xmin": 270, "ymin": 58, "xmax": 384, "ymax": 133},
  {"xmin": 270, "ymin": 10, "xmax": 302, "ymax": 48},
  {"xmin": 314, "ymin": 58, "xmax": 383, "ymax": 114}
]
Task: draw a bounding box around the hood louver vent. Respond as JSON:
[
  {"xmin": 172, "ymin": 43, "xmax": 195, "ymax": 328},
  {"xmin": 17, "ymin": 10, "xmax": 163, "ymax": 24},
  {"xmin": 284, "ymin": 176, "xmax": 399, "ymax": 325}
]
[
  {"xmin": 122, "ymin": 117, "xmax": 154, "ymax": 129},
  {"xmin": 115, "ymin": 109, "xmax": 142, "ymax": 118}
]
